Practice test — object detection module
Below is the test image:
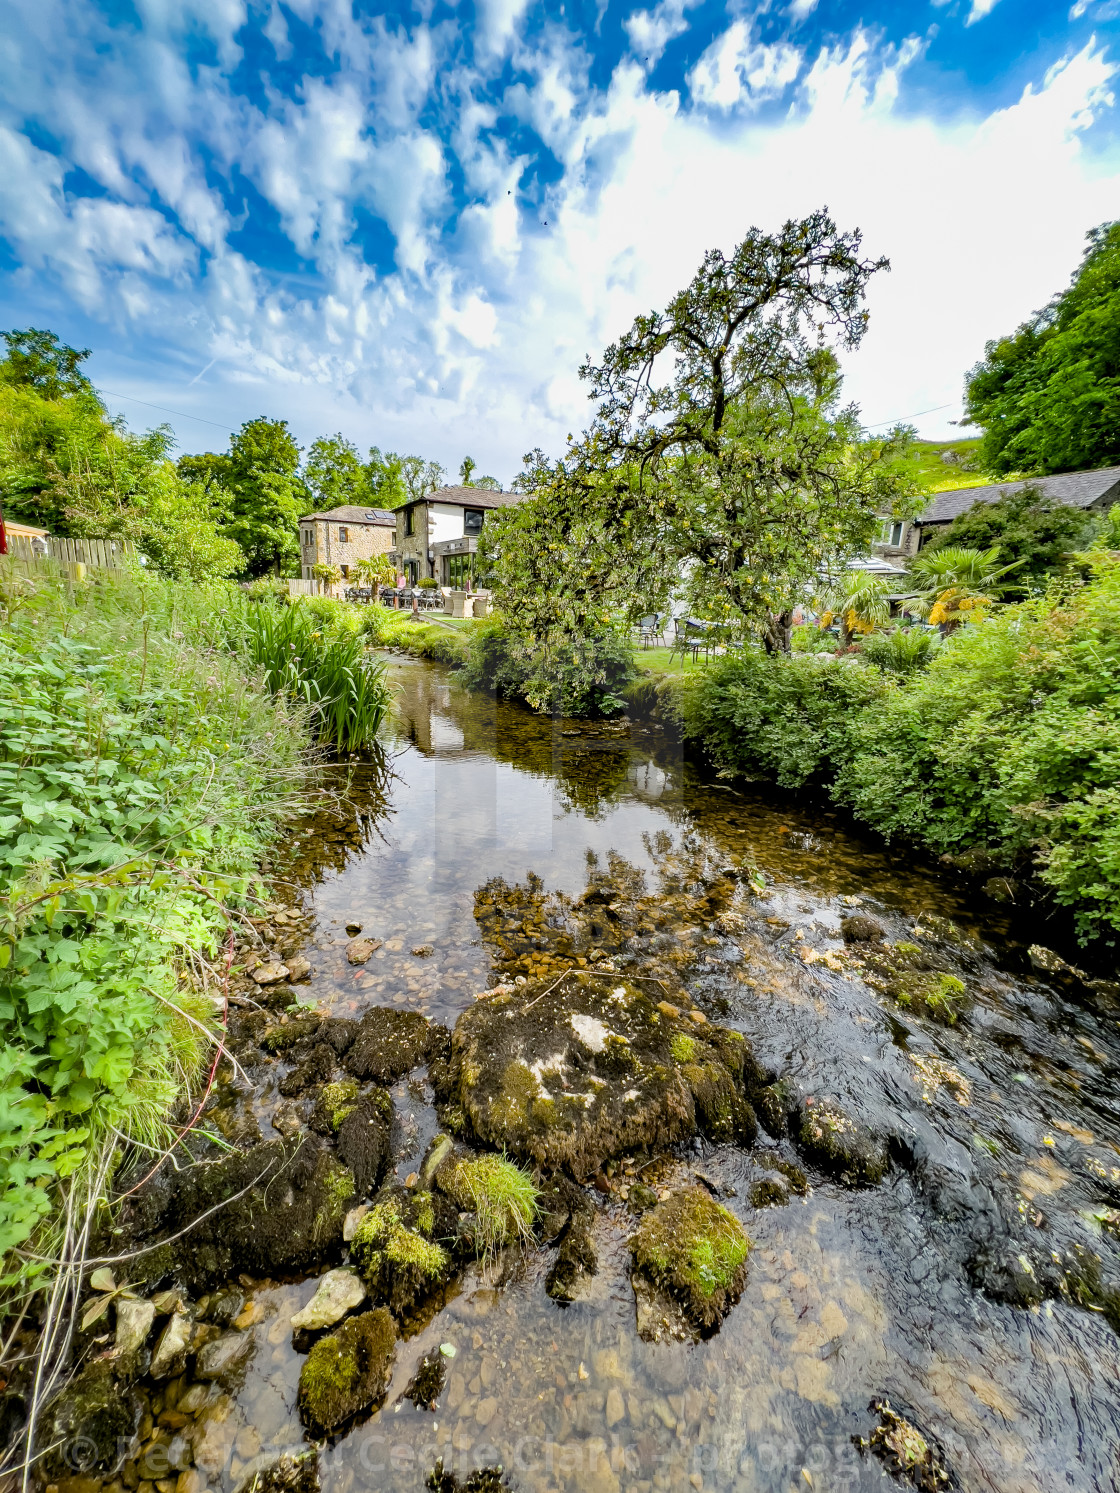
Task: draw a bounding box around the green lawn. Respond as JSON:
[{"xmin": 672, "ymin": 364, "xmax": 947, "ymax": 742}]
[{"xmin": 633, "ymin": 644, "xmax": 697, "ymax": 673}]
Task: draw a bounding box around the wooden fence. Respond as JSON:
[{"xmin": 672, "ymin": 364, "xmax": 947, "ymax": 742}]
[{"xmin": 3, "ymin": 534, "xmax": 135, "ymax": 574}]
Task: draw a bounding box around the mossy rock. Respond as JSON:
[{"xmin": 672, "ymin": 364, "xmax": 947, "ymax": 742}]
[
  {"xmin": 280, "ymin": 1043, "xmax": 335, "ymax": 1098},
  {"xmin": 40, "ymin": 1360, "xmax": 142, "ymax": 1477},
  {"xmin": 310, "ymin": 1079, "xmax": 361, "ymax": 1135},
  {"xmin": 233, "ymin": 1449, "xmax": 320, "ymax": 1493},
  {"xmin": 335, "ymin": 1091, "xmax": 393, "ymax": 1197},
  {"xmin": 115, "ymin": 1136, "xmax": 356, "ymax": 1288},
  {"xmin": 545, "ymin": 1208, "xmax": 597, "ymax": 1304},
  {"xmin": 629, "ymin": 1186, "xmax": 749, "ymax": 1332},
  {"xmin": 349, "ymin": 1187, "xmax": 456, "ymax": 1318},
  {"xmin": 840, "ymin": 914, "xmax": 885, "ymax": 944},
  {"xmin": 435, "ymin": 1151, "xmax": 539, "ymax": 1255},
  {"xmin": 297, "ymin": 1307, "xmax": 396, "ymax": 1435},
  {"xmin": 343, "ymin": 1007, "xmax": 450, "ymax": 1083},
  {"xmin": 861, "ymin": 945, "xmax": 968, "ymax": 1026},
  {"xmin": 794, "ymin": 1096, "xmax": 887, "ymax": 1188},
  {"xmin": 262, "ymin": 1015, "xmax": 323, "ymax": 1053},
  {"xmin": 444, "ymin": 972, "xmax": 760, "ymax": 1178},
  {"xmin": 426, "ymin": 1461, "xmax": 506, "ymax": 1493},
  {"xmin": 863, "ymin": 1398, "xmax": 952, "ymax": 1491}
]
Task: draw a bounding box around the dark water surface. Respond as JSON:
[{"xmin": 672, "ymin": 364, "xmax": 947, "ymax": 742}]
[{"xmin": 172, "ymin": 662, "xmax": 1120, "ymax": 1493}]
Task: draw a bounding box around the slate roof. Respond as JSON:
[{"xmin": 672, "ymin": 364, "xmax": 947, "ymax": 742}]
[
  {"xmin": 300, "ymin": 506, "xmax": 397, "ymax": 525},
  {"xmin": 405, "ymin": 486, "xmax": 522, "ymax": 511},
  {"xmin": 917, "ymin": 465, "xmax": 1120, "ymax": 525}
]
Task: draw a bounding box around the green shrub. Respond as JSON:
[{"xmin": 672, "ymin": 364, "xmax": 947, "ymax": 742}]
[
  {"xmin": 858, "ymin": 628, "xmax": 942, "ymax": 676},
  {"xmin": 0, "ymin": 566, "xmax": 307, "ymax": 1279},
  {"xmin": 462, "ymin": 616, "xmax": 635, "ymax": 716}
]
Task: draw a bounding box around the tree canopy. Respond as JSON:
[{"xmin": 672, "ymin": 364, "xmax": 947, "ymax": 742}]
[
  {"xmin": 483, "ymin": 210, "xmax": 915, "ymax": 661},
  {"xmin": 964, "ymin": 221, "xmax": 1120, "ymax": 476},
  {"xmin": 1, "ymin": 328, "xmax": 94, "ymax": 399},
  {"xmin": 179, "ymin": 417, "xmax": 307, "ymax": 576}
]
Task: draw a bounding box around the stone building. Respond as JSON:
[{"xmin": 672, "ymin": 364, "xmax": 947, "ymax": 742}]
[
  {"xmin": 394, "ymin": 486, "xmax": 522, "ymax": 586},
  {"xmin": 298, "ymin": 506, "xmax": 397, "ymax": 581}
]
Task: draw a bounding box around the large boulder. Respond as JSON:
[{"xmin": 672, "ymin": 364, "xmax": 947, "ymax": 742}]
[
  {"xmin": 116, "ymin": 1136, "xmax": 355, "ymax": 1288},
  {"xmin": 349, "ymin": 1186, "xmax": 457, "ymax": 1320},
  {"xmin": 343, "ymin": 1007, "xmax": 450, "ymax": 1083},
  {"xmin": 440, "ymin": 972, "xmax": 759, "ymax": 1178},
  {"xmin": 629, "ymin": 1186, "xmax": 750, "ymax": 1334}
]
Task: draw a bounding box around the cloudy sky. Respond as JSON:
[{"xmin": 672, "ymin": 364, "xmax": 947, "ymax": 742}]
[{"xmin": 2, "ymin": 0, "xmax": 1118, "ymax": 479}]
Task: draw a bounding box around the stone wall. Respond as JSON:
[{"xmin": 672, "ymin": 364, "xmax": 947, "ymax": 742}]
[{"xmin": 299, "ymin": 519, "xmax": 395, "ymax": 580}]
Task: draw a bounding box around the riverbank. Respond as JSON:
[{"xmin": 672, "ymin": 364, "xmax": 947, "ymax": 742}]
[{"xmin": 0, "ymin": 566, "xmax": 326, "ymax": 1431}]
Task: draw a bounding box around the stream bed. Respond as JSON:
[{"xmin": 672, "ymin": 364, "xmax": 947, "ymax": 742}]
[{"xmin": 98, "ymin": 659, "xmax": 1120, "ymax": 1493}]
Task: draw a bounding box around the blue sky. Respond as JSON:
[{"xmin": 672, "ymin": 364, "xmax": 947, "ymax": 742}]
[{"xmin": 2, "ymin": 0, "xmax": 1119, "ymax": 478}]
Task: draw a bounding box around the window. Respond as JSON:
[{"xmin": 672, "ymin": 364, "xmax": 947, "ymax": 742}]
[
  {"xmin": 405, "ymin": 508, "xmax": 415, "ymax": 536},
  {"xmin": 405, "ymin": 560, "xmax": 419, "ymax": 585},
  {"xmin": 882, "ymin": 521, "xmax": 904, "ymax": 547},
  {"xmin": 338, "ymin": 526, "xmax": 349, "ymax": 542},
  {"xmin": 463, "ymin": 508, "xmax": 484, "ymax": 535},
  {"xmin": 446, "ymin": 554, "xmax": 473, "ymax": 589},
  {"xmin": 302, "ymin": 529, "xmax": 311, "ymax": 547},
  {"xmin": 340, "ymin": 564, "xmax": 349, "ymax": 579}
]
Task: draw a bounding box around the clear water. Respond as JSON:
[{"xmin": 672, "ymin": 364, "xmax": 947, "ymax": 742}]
[{"xmin": 142, "ymin": 660, "xmax": 1120, "ymax": 1493}]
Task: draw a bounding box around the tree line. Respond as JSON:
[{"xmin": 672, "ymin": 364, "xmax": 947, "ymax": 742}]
[{"xmin": 0, "ymin": 330, "xmax": 499, "ymax": 578}]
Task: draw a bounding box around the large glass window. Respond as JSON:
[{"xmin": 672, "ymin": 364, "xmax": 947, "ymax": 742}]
[
  {"xmin": 446, "ymin": 554, "xmax": 472, "ymax": 589},
  {"xmin": 463, "ymin": 508, "xmax": 484, "ymax": 535}
]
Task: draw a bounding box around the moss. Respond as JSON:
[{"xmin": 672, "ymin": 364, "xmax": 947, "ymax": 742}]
[
  {"xmin": 630, "ymin": 1186, "xmax": 750, "ymax": 1331},
  {"xmin": 262, "ymin": 1015, "xmax": 323, "ymax": 1053},
  {"xmin": 545, "ymin": 1207, "xmax": 597, "ymax": 1304},
  {"xmin": 312, "ymin": 1079, "xmax": 360, "ymax": 1133},
  {"xmin": 41, "ymin": 1361, "xmax": 142, "ymax": 1477},
  {"xmin": 343, "ymin": 1006, "xmax": 448, "ymax": 1083},
  {"xmin": 864, "ymin": 1399, "xmax": 951, "ymax": 1491},
  {"xmin": 861, "ymin": 944, "xmax": 969, "ymax": 1026},
  {"xmin": 436, "ymin": 1152, "xmax": 539, "ymax": 1256},
  {"xmin": 297, "ymin": 1308, "xmax": 396, "ymax": 1435},
  {"xmin": 336, "ymin": 1093, "xmax": 392, "ymax": 1197},
  {"xmin": 794, "ymin": 1097, "xmax": 886, "ymax": 1188},
  {"xmin": 350, "ymin": 1188, "xmax": 453, "ymax": 1319},
  {"xmin": 670, "ymin": 1032, "xmax": 697, "ymax": 1062}
]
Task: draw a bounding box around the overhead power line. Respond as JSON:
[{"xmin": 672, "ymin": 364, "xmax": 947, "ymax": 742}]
[
  {"xmin": 865, "ymin": 402, "xmax": 955, "ymax": 430},
  {"xmin": 100, "ymin": 389, "xmax": 235, "ymax": 433}
]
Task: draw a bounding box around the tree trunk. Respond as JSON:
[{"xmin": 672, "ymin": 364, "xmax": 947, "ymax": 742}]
[{"xmin": 762, "ymin": 609, "xmax": 794, "ymax": 655}]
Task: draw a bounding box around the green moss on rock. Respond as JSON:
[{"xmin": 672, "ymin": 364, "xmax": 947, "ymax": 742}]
[
  {"xmin": 443, "ymin": 972, "xmax": 761, "ymax": 1178},
  {"xmin": 629, "ymin": 1186, "xmax": 749, "ymax": 1331},
  {"xmin": 794, "ymin": 1096, "xmax": 887, "ymax": 1187},
  {"xmin": 310, "ymin": 1080, "xmax": 360, "ymax": 1134},
  {"xmin": 297, "ymin": 1307, "xmax": 396, "ymax": 1435},
  {"xmin": 349, "ymin": 1187, "xmax": 454, "ymax": 1318}
]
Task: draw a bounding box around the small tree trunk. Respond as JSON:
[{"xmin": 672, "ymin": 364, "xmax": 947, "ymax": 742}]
[{"xmin": 762, "ymin": 610, "xmax": 794, "ymax": 655}]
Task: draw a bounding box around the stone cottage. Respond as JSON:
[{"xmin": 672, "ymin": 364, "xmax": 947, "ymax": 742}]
[{"xmin": 298, "ymin": 506, "xmax": 397, "ymax": 581}]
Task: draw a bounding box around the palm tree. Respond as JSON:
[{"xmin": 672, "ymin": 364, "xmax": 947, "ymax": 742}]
[
  {"xmin": 814, "ymin": 571, "xmax": 895, "ymax": 646},
  {"xmin": 907, "ymin": 546, "xmax": 1024, "ymax": 631}
]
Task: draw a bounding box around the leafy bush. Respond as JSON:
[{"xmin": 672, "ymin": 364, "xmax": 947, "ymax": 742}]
[
  {"xmin": 0, "ymin": 567, "xmax": 307, "ymax": 1276},
  {"xmin": 858, "ymin": 628, "xmax": 942, "ymax": 675},
  {"xmin": 463, "ymin": 616, "xmax": 635, "ymax": 716},
  {"xmin": 679, "ymin": 561, "xmax": 1120, "ymax": 942}
]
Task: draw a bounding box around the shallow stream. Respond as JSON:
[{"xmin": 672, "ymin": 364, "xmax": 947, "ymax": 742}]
[{"xmin": 118, "ymin": 660, "xmax": 1120, "ymax": 1493}]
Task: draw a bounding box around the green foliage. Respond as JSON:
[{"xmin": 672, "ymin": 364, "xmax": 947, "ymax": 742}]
[
  {"xmin": 964, "ymin": 221, "xmax": 1120, "ymax": 475},
  {"xmin": 889, "ymin": 436, "xmax": 984, "ymax": 496},
  {"xmin": 683, "ymin": 561, "xmax": 1120, "ymax": 942},
  {"xmin": 179, "ymin": 417, "xmax": 308, "ymax": 578},
  {"xmin": 0, "ymin": 567, "xmax": 307, "ymax": 1276},
  {"xmin": 437, "ymin": 1152, "xmax": 538, "ymax": 1256},
  {"xmin": 305, "ymin": 434, "xmax": 375, "ymax": 511},
  {"xmin": 231, "ymin": 599, "xmax": 391, "ymax": 751},
  {"xmin": 921, "ymin": 483, "xmax": 1094, "ymax": 593},
  {"xmin": 1, "ymin": 329, "xmax": 93, "ymax": 400},
  {"xmin": 462, "ymin": 615, "xmax": 635, "ymax": 716},
  {"xmin": 858, "ymin": 628, "xmax": 941, "ymax": 675}
]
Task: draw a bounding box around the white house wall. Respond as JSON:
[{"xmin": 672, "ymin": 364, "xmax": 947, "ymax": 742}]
[{"xmin": 428, "ymin": 504, "xmax": 466, "ymax": 545}]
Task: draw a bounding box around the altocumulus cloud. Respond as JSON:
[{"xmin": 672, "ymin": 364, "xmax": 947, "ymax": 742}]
[{"xmin": 0, "ymin": 0, "xmax": 1118, "ymax": 471}]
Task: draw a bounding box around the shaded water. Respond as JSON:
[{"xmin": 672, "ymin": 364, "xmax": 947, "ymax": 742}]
[{"xmin": 140, "ymin": 662, "xmax": 1120, "ymax": 1493}]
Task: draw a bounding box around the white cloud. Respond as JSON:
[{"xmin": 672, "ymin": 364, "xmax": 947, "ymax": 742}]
[
  {"xmin": 689, "ymin": 21, "xmax": 802, "ymax": 109},
  {"xmin": 624, "ymin": 0, "xmax": 699, "ymax": 67},
  {"xmin": 1, "ymin": 4, "xmax": 1119, "ymax": 481},
  {"xmin": 966, "ymin": 0, "xmax": 1002, "ymax": 23}
]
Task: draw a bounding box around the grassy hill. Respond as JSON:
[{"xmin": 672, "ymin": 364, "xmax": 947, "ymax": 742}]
[{"xmin": 898, "ymin": 436, "xmax": 989, "ymax": 497}]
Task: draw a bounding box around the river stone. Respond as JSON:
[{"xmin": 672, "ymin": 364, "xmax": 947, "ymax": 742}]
[
  {"xmin": 279, "ymin": 1043, "xmax": 335, "ymax": 1098},
  {"xmin": 346, "ymin": 938, "xmax": 380, "ymax": 964},
  {"xmin": 234, "ymin": 1450, "xmax": 320, "ymax": 1493},
  {"xmin": 115, "ymin": 1297, "xmax": 155, "ymax": 1359},
  {"xmin": 40, "ymin": 1360, "xmax": 142, "ymax": 1477},
  {"xmin": 286, "ymin": 956, "xmax": 312, "ymax": 982},
  {"xmin": 336, "ymin": 1091, "xmax": 393, "ymax": 1196},
  {"xmin": 343, "ymin": 1006, "xmax": 448, "ymax": 1083},
  {"xmin": 793, "ymin": 1095, "xmax": 887, "ymax": 1187},
  {"xmin": 840, "ymin": 914, "xmax": 884, "ymax": 945},
  {"xmin": 116, "ymin": 1135, "xmax": 355, "ymax": 1288},
  {"xmin": 291, "ymin": 1269, "xmax": 368, "ymax": 1331},
  {"xmin": 441, "ymin": 971, "xmax": 759, "ymax": 1178},
  {"xmin": 297, "ymin": 1308, "xmax": 396, "ymax": 1434},
  {"xmin": 252, "ymin": 963, "xmax": 289, "ymax": 985},
  {"xmin": 195, "ymin": 1331, "xmax": 253, "ymax": 1381},
  {"xmin": 629, "ymin": 1187, "xmax": 749, "ymax": 1332},
  {"xmin": 150, "ymin": 1311, "xmax": 193, "ymax": 1379}
]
